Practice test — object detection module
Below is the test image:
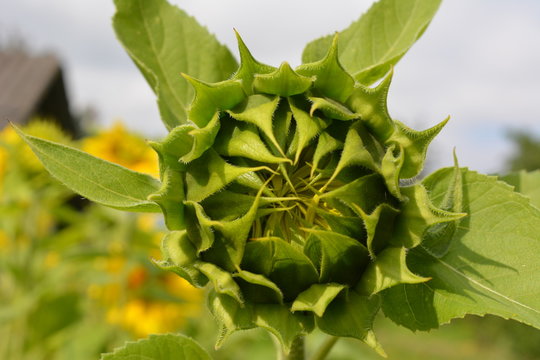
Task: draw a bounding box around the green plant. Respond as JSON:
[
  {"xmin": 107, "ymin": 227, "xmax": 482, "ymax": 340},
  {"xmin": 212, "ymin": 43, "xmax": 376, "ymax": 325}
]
[{"xmin": 15, "ymin": 0, "xmax": 540, "ymax": 359}]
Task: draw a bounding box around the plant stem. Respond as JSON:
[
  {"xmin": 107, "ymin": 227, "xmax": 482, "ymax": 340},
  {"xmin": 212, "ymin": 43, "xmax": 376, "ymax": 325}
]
[
  {"xmin": 311, "ymin": 336, "xmax": 339, "ymax": 360},
  {"xmin": 285, "ymin": 336, "xmax": 305, "ymax": 360}
]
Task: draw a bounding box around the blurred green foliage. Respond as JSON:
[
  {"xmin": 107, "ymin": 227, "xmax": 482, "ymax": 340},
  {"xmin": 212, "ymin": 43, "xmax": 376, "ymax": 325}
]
[
  {"xmin": 505, "ymin": 131, "xmax": 540, "ymax": 171},
  {"xmin": 0, "ymin": 121, "xmax": 204, "ymax": 360}
]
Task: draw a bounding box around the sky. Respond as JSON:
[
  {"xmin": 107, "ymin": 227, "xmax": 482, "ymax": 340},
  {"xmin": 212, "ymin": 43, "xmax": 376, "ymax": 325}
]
[{"xmin": 1, "ymin": 0, "xmax": 540, "ymax": 174}]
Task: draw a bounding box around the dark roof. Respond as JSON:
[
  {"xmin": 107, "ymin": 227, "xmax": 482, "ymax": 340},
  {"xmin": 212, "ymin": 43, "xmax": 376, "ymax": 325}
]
[{"xmin": 0, "ymin": 51, "xmax": 79, "ymax": 136}]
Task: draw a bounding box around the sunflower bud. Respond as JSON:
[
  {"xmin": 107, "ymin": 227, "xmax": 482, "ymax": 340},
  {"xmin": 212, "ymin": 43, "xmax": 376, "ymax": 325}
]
[{"xmin": 150, "ymin": 33, "xmax": 464, "ymax": 352}]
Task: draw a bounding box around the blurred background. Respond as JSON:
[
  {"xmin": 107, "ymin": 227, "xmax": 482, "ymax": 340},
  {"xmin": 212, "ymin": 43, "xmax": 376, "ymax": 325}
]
[{"xmin": 1, "ymin": 1, "xmax": 539, "ymax": 359}]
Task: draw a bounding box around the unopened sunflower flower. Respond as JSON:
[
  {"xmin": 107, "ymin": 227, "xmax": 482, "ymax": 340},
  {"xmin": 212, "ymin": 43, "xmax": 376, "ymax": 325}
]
[{"xmin": 148, "ymin": 34, "xmax": 464, "ymax": 353}]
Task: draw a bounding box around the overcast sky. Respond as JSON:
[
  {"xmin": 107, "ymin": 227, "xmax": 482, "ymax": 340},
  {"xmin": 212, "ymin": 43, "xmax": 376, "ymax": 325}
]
[{"xmin": 1, "ymin": 0, "xmax": 540, "ymax": 174}]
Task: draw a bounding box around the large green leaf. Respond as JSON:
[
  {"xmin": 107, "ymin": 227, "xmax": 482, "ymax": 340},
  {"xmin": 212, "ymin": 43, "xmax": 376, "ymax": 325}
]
[
  {"xmin": 101, "ymin": 334, "xmax": 211, "ymax": 360},
  {"xmin": 382, "ymin": 169, "xmax": 540, "ymax": 331},
  {"xmin": 16, "ymin": 127, "xmax": 161, "ymax": 212},
  {"xmin": 113, "ymin": 0, "xmax": 238, "ymax": 129},
  {"xmin": 500, "ymin": 170, "xmax": 540, "ymax": 209},
  {"xmin": 302, "ymin": 0, "xmax": 442, "ymax": 85}
]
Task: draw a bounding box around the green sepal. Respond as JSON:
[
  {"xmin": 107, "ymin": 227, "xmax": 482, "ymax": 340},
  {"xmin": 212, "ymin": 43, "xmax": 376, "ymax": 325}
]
[
  {"xmin": 161, "ymin": 230, "xmax": 197, "ymax": 267},
  {"xmin": 316, "ymin": 210, "xmax": 365, "ymax": 240},
  {"xmin": 288, "ymin": 96, "xmax": 331, "ymax": 164},
  {"xmin": 180, "ymin": 112, "xmax": 221, "ymax": 163},
  {"xmin": 387, "ymin": 117, "xmax": 449, "ymax": 178},
  {"xmin": 296, "ymin": 34, "xmax": 355, "ymax": 103},
  {"xmin": 312, "ymin": 131, "xmax": 343, "ymax": 176},
  {"xmin": 185, "ymin": 149, "xmax": 268, "ymax": 202},
  {"xmin": 353, "ymin": 203, "xmax": 400, "ymax": 257},
  {"xmin": 308, "ymin": 96, "xmax": 358, "ymax": 121},
  {"xmin": 214, "ymin": 121, "xmax": 289, "ymax": 164},
  {"xmin": 320, "ymin": 173, "xmax": 387, "ymax": 215},
  {"xmin": 241, "ymin": 237, "xmax": 319, "ymax": 301},
  {"xmin": 148, "ymin": 145, "xmax": 185, "ymax": 230},
  {"xmin": 232, "ymin": 30, "xmax": 276, "ymax": 94},
  {"xmin": 291, "ymin": 283, "xmax": 347, "ymax": 317},
  {"xmin": 201, "ymin": 191, "xmax": 280, "ymax": 221},
  {"xmin": 381, "ymin": 143, "xmax": 405, "ymax": 199},
  {"xmin": 227, "ymin": 94, "xmax": 282, "ymax": 154},
  {"xmin": 187, "ymin": 185, "xmax": 264, "ymax": 266},
  {"xmin": 303, "ymin": 229, "xmax": 370, "ymax": 286},
  {"xmin": 234, "ymin": 269, "xmax": 284, "ymax": 304},
  {"xmin": 209, "ymin": 292, "xmax": 314, "ymax": 353},
  {"xmin": 253, "ymin": 303, "xmax": 314, "ymax": 354},
  {"xmin": 273, "ymin": 103, "xmax": 294, "ymax": 151},
  {"xmin": 328, "ymin": 121, "xmax": 381, "ymax": 183},
  {"xmin": 252, "ymin": 62, "xmax": 314, "ymax": 97},
  {"xmin": 208, "ymin": 291, "xmax": 255, "ymax": 349},
  {"xmin": 346, "ymin": 70, "xmax": 395, "ymax": 141},
  {"xmin": 184, "ymin": 201, "xmax": 215, "ymax": 253},
  {"xmin": 194, "ymin": 262, "xmax": 243, "ymax": 304},
  {"xmin": 356, "ymin": 246, "xmax": 429, "ymax": 296},
  {"xmin": 421, "ymin": 153, "xmax": 464, "ymax": 257},
  {"xmin": 152, "ymin": 259, "xmax": 208, "ymax": 288},
  {"xmin": 154, "ymin": 126, "xmax": 193, "ymax": 159},
  {"xmin": 393, "ymin": 184, "xmax": 466, "ymax": 248},
  {"xmin": 183, "ymin": 75, "xmax": 245, "ymax": 127},
  {"xmin": 201, "ymin": 191, "xmax": 260, "ymax": 221},
  {"xmin": 316, "ymin": 290, "xmax": 385, "ymax": 357}
]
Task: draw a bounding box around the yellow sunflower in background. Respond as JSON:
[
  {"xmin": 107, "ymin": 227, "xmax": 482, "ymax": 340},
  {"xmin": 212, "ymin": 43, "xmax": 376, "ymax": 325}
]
[
  {"xmin": 82, "ymin": 121, "xmax": 159, "ymax": 178},
  {"xmin": 0, "ymin": 120, "xmax": 73, "ymax": 173}
]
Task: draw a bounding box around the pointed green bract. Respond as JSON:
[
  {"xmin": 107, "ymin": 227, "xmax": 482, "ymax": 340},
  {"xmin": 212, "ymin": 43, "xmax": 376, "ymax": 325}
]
[
  {"xmin": 185, "ymin": 150, "xmax": 267, "ymax": 202},
  {"xmin": 194, "ymin": 262, "xmax": 243, "ymax": 304},
  {"xmin": 234, "ymin": 270, "xmax": 284, "ymax": 304},
  {"xmin": 309, "ymin": 97, "xmax": 358, "ymax": 121},
  {"xmin": 382, "ymin": 169, "xmax": 540, "ymax": 331},
  {"xmin": 316, "ymin": 291, "xmax": 384, "ymax": 356},
  {"xmin": 161, "ymin": 230, "xmax": 197, "ymax": 267},
  {"xmin": 422, "ymin": 155, "xmax": 463, "ymax": 256},
  {"xmin": 100, "ymin": 334, "xmax": 211, "ymax": 360},
  {"xmin": 393, "ymin": 184, "xmax": 465, "ymax": 248},
  {"xmin": 387, "ymin": 118, "xmax": 449, "ymax": 178},
  {"xmin": 303, "ymin": 229, "xmax": 370, "ymax": 286},
  {"xmin": 288, "ymin": 97, "xmax": 330, "ymax": 163},
  {"xmin": 291, "ymin": 283, "xmax": 346, "ymax": 317},
  {"xmin": 302, "ymin": 0, "xmax": 442, "ymax": 85},
  {"xmin": 253, "ymin": 62, "xmax": 313, "ymax": 97},
  {"xmin": 254, "ymin": 304, "xmax": 314, "ymax": 354},
  {"xmin": 16, "ymin": 127, "xmax": 161, "ymax": 212},
  {"xmin": 242, "ymin": 237, "xmax": 319, "ymax": 301},
  {"xmin": 113, "ymin": 0, "xmax": 238, "ymax": 129},
  {"xmin": 354, "ymin": 203, "xmax": 400, "ymax": 257},
  {"xmin": 297, "ymin": 34, "xmax": 355, "ymax": 102},
  {"xmin": 214, "ymin": 121, "xmax": 289, "ymax": 164},
  {"xmin": 357, "ymin": 246, "xmax": 429, "ymax": 295},
  {"xmin": 209, "ymin": 292, "xmax": 313, "ymax": 353},
  {"xmin": 184, "ymin": 77, "xmax": 245, "ymax": 127},
  {"xmin": 232, "ymin": 31, "xmax": 276, "ymax": 93},
  {"xmin": 347, "ymin": 71, "xmax": 395, "ymax": 140}
]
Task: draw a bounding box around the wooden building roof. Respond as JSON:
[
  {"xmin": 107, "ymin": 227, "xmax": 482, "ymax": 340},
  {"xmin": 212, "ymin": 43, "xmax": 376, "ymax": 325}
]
[{"xmin": 0, "ymin": 51, "xmax": 79, "ymax": 136}]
